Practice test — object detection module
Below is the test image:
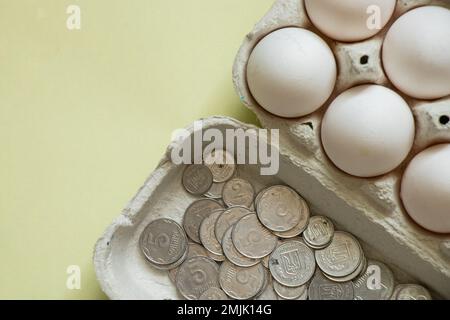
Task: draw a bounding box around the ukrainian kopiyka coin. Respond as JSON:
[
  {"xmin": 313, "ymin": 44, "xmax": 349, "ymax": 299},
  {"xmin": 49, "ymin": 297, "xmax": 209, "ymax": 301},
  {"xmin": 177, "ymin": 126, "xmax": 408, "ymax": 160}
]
[
  {"xmin": 303, "ymin": 215, "xmax": 335, "ymax": 249},
  {"xmin": 353, "ymin": 260, "xmax": 394, "ymax": 300},
  {"xmin": 168, "ymin": 242, "xmax": 209, "ymax": 283},
  {"xmin": 204, "ymin": 182, "xmax": 225, "ymax": 199},
  {"xmin": 273, "ymin": 282, "xmax": 307, "ymax": 300},
  {"xmin": 308, "ymin": 271, "xmax": 354, "ymax": 300},
  {"xmin": 315, "ymin": 231, "xmax": 362, "ymax": 278},
  {"xmin": 222, "ymin": 226, "xmax": 259, "ymax": 267},
  {"xmin": 176, "ymin": 256, "xmax": 220, "ymax": 300},
  {"xmin": 269, "ymin": 240, "xmax": 316, "ymax": 287},
  {"xmin": 257, "ymin": 185, "xmax": 303, "ymax": 232},
  {"xmin": 222, "ymin": 178, "xmax": 255, "ymax": 208},
  {"xmin": 204, "ymin": 150, "xmax": 236, "ymax": 183},
  {"xmin": 393, "ymin": 284, "xmax": 432, "ymax": 300},
  {"xmin": 183, "ymin": 199, "xmax": 223, "ymax": 243},
  {"xmin": 199, "ymin": 287, "xmax": 229, "ymax": 300},
  {"xmin": 219, "ymin": 261, "xmax": 265, "ymax": 300},
  {"xmin": 232, "ymin": 214, "xmax": 278, "ymax": 259},
  {"xmin": 182, "ymin": 165, "xmax": 213, "ymax": 195},
  {"xmin": 214, "ymin": 206, "xmax": 253, "ymax": 242},
  {"xmin": 199, "ymin": 210, "xmax": 224, "ymax": 256},
  {"xmin": 274, "ymin": 198, "xmax": 310, "ymax": 238},
  {"xmin": 140, "ymin": 218, "xmax": 188, "ymax": 266}
]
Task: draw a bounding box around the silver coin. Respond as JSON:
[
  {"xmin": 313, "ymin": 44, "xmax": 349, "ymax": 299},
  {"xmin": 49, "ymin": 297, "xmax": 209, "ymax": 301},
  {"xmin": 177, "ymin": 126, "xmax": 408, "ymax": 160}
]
[
  {"xmin": 199, "ymin": 210, "xmax": 224, "ymax": 256},
  {"xmin": 222, "ymin": 226, "xmax": 260, "ymax": 267},
  {"xmin": 182, "ymin": 165, "xmax": 213, "ymax": 195},
  {"xmin": 256, "ymin": 185, "xmax": 303, "ymax": 232},
  {"xmin": 324, "ymin": 255, "xmax": 366, "ymax": 283},
  {"xmin": 168, "ymin": 242, "xmax": 209, "ymax": 283},
  {"xmin": 315, "ymin": 231, "xmax": 362, "ymax": 278},
  {"xmin": 274, "ymin": 197, "xmax": 310, "ymax": 238},
  {"xmin": 204, "ymin": 150, "xmax": 236, "ymax": 183},
  {"xmin": 176, "ymin": 256, "xmax": 220, "ymax": 300},
  {"xmin": 215, "ymin": 206, "xmax": 253, "ymax": 243},
  {"xmin": 140, "ymin": 218, "xmax": 187, "ymax": 266},
  {"xmin": 393, "ymin": 284, "xmax": 432, "ymax": 300},
  {"xmin": 303, "ymin": 215, "xmax": 335, "ymax": 249},
  {"xmin": 183, "ymin": 199, "xmax": 223, "ymax": 243},
  {"xmin": 353, "ymin": 260, "xmax": 394, "ymax": 300},
  {"xmin": 308, "ymin": 271, "xmax": 354, "ymax": 300},
  {"xmin": 204, "ymin": 182, "xmax": 225, "ymax": 199},
  {"xmin": 273, "ymin": 281, "xmax": 307, "ymax": 300},
  {"xmin": 222, "ymin": 178, "xmax": 255, "ymax": 208},
  {"xmin": 232, "ymin": 214, "xmax": 278, "ymax": 259},
  {"xmin": 219, "ymin": 261, "xmax": 265, "ymax": 300},
  {"xmin": 199, "ymin": 287, "xmax": 229, "ymax": 300},
  {"xmin": 269, "ymin": 240, "xmax": 316, "ymax": 287}
]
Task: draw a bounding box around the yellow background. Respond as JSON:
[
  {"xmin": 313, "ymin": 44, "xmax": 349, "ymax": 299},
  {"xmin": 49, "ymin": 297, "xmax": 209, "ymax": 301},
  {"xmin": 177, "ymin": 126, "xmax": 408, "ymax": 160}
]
[{"xmin": 0, "ymin": 0, "xmax": 273, "ymax": 299}]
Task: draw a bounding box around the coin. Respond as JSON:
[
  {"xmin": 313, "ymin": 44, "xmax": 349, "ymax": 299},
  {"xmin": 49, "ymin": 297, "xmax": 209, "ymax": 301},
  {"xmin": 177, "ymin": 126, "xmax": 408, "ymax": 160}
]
[
  {"xmin": 274, "ymin": 197, "xmax": 310, "ymax": 238},
  {"xmin": 256, "ymin": 185, "xmax": 303, "ymax": 232},
  {"xmin": 393, "ymin": 284, "xmax": 432, "ymax": 300},
  {"xmin": 303, "ymin": 215, "xmax": 334, "ymax": 249},
  {"xmin": 140, "ymin": 218, "xmax": 188, "ymax": 266},
  {"xmin": 168, "ymin": 242, "xmax": 209, "ymax": 283},
  {"xmin": 308, "ymin": 271, "xmax": 354, "ymax": 300},
  {"xmin": 199, "ymin": 210, "xmax": 224, "ymax": 256},
  {"xmin": 183, "ymin": 199, "xmax": 223, "ymax": 243},
  {"xmin": 204, "ymin": 182, "xmax": 225, "ymax": 199},
  {"xmin": 182, "ymin": 165, "xmax": 213, "ymax": 195},
  {"xmin": 199, "ymin": 287, "xmax": 229, "ymax": 300},
  {"xmin": 214, "ymin": 206, "xmax": 253, "ymax": 243},
  {"xmin": 232, "ymin": 214, "xmax": 278, "ymax": 259},
  {"xmin": 176, "ymin": 256, "xmax": 220, "ymax": 300},
  {"xmin": 315, "ymin": 231, "xmax": 362, "ymax": 278},
  {"xmin": 353, "ymin": 260, "xmax": 394, "ymax": 300},
  {"xmin": 219, "ymin": 261, "xmax": 266, "ymax": 300},
  {"xmin": 222, "ymin": 226, "xmax": 260, "ymax": 267},
  {"xmin": 204, "ymin": 150, "xmax": 236, "ymax": 183},
  {"xmin": 222, "ymin": 178, "xmax": 255, "ymax": 208},
  {"xmin": 269, "ymin": 240, "xmax": 316, "ymax": 287},
  {"xmin": 273, "ymin": 282, "xmax": 307, "ymax": 300}
]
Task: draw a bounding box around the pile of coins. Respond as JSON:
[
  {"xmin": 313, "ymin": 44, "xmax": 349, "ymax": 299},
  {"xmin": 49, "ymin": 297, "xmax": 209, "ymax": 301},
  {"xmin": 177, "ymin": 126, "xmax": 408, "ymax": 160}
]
[{"xmin": 139, "ymin": 150, "xmax": 432, "ymax": 300}]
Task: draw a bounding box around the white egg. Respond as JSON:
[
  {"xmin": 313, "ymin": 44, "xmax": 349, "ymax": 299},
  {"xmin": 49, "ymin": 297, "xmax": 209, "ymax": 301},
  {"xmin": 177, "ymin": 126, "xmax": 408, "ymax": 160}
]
[
  {"xmin": 246, "ymin": 27, "xmax": 336, "ymax": 118},
  {"xmin": 401, "ymin": 144, "xmax": 450, "ymax": 234},
  {"xmin": 321, "ymin": 85, "xmax": 415, "ymax": 178},
  {"xmin": 382, "ymin": 6, "xmax": 450, "ymax": 100},
  {"xmin": 305, "ymin": 0, "xmax": 396, "ymax": 42}
]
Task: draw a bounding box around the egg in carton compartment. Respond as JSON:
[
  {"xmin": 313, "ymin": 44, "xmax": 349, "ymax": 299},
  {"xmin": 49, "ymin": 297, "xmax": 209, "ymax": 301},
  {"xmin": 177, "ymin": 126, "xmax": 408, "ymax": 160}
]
[{"xmin": 232, "ymin": 0, "xmax": 450, "ymax": 297}]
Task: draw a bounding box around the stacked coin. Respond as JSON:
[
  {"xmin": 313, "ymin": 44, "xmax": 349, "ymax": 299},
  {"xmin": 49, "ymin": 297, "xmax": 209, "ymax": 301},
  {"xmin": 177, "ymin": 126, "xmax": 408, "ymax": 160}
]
[{"xmin": 138, "ymin": 150, "xmax": 432, "ymax": 300}]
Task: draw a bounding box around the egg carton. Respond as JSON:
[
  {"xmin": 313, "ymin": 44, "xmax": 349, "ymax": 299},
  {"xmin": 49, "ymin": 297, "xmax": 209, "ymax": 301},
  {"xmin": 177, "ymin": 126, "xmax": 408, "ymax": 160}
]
[
  {"xmin": 94, "ymin": 116, "xmax": 428, "ymax": 299},
  {"xmin": 232, "ymin": 0, "xmax": 450, "ymax": 298}
]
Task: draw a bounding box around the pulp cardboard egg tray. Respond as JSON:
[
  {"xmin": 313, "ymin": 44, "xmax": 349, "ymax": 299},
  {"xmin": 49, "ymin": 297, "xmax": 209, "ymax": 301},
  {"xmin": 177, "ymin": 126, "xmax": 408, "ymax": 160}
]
[{"xmin": 94, "ymin": 0, "xmax": 450, "ymax": 299}]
